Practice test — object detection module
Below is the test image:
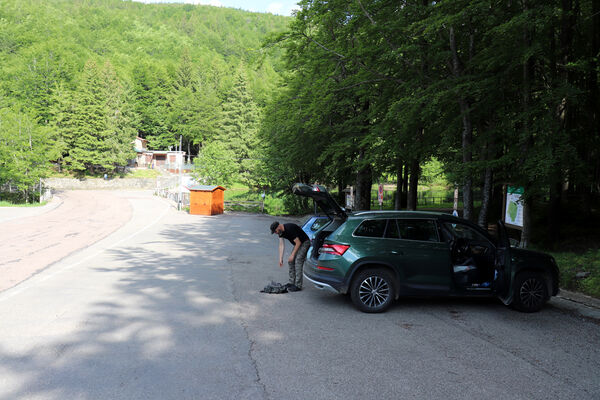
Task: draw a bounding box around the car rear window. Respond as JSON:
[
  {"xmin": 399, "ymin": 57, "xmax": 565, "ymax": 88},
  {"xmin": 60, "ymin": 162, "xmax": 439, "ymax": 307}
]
[
  {"xmin": 310, "ymin": 217, "xmax": 329, "ymax": 232},
  {"xmin": 397, "ymin": 219, "xmax": 439, "ymax": 242},
  {"xmin": 354, "ymin": 219, "xmax": 387, "ymax": 238}
]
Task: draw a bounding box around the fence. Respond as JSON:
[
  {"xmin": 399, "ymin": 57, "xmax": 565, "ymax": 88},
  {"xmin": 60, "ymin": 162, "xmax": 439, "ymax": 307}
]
[
  {"xmin": 154, "ymin": 187, "xmax": 190, "ymax": 208},
  {"xmin": 369, "ymin": 188, "xmax": 481, "ymax": 209},
  {"xmin": 224, "ymin": 200, "xmax": 264, "ymax": 212},
  {"xmin": 1, "ymin": 179, "xmax": 52, "ymax": 204}
]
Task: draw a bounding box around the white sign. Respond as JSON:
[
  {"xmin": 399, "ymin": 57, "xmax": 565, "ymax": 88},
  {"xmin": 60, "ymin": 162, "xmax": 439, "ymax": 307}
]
[
  {"xmin": 505, "ymin": 186, "xmax": 524, "ymax": 228},
  {"xmin": 345, "ymin": 186, "xmax": 354, "ymax": 209}
]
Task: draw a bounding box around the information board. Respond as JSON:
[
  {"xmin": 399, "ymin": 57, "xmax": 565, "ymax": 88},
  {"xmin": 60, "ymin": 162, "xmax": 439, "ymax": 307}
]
[{"xmin": 504, "ymin": 186, "xmax": 524, "ymax": 228}]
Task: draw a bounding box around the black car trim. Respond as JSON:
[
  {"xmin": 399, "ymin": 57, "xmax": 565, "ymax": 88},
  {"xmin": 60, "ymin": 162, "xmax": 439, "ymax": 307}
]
[
  {"xmin": 304, "ymin": 266, "xmax": 347, "ymax": 293},
  {"xmin": 303, "ymin": 273, "xmax": 340, "ymax": 294}
]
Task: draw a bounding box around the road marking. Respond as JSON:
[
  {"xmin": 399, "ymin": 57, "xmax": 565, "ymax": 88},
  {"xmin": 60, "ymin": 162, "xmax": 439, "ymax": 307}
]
[{"xmin": 0, "ymin": 200, "xmax": 171, "ymax": 302}]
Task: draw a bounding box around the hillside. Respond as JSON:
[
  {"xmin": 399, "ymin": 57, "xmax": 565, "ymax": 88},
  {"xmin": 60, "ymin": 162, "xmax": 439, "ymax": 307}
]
[{"xmin": 0, "ymin": 0, "xmax": 289, "ymax": 189}]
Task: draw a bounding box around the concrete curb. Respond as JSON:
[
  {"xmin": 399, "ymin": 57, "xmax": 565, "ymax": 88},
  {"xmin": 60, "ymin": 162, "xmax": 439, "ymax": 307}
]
[
  {"xmin": 0, "ymin": 195, "xmax": 63, "ymax": 223},
  {"xmin": 549, "ymin": 289, "xmax": 600, "ymax": 321}
]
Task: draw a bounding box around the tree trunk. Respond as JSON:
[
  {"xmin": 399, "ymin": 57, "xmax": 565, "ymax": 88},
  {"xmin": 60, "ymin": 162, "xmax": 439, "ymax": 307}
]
[
  {"xmin": 520, "ymin": 197, "xmax": 532, "ymax": 248},
  {"xmin": 395, "ymin": 160, "xmax": 403, "ymax": 210},
  {"xmin": 407, "ymin": 158, "xmax": 419, "ymax": 211},
  {"xmin": 519, "ymin": 0, "xmax": 535, "ymax": 248},
  {"xmin": 355, "ymin": 149, "xmax": 372, "ymax": 210},
  {"xmin": 547, "ymin": 180, "xmax": 563, "ymax": 246},
  {"xmin": 449, "ymin": 26, "xmax": 474, "ymax": 221},
  {"xmin": 402, "ymin": 162, "xmax": 409, "ymax": 209},
  {"xmin": 337, "ymin": 180, "xmax": 345, "ymax": 208},
  {"xmin": 478, "ymin": 167, "xmax": 493, "ymax": 229}
]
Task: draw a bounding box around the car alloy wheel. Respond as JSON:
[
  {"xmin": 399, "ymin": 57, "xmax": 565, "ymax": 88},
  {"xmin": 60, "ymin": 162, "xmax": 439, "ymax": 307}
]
[
  {"xmin": 351, "ymin": 268, "xmax": 395, "ymax": 313},
  {"xmin": 513, "ymin": 272, "xmax": 548, "ymax": 313}
]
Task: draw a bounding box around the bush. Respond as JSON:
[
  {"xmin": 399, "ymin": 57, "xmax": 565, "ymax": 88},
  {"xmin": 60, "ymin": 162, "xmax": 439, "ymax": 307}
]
[{"xmin": 551, "ymin": 249, "xmax": 600, "ymax": 298}]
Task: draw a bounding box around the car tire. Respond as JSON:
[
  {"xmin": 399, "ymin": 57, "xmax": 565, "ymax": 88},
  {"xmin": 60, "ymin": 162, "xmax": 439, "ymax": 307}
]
[
  {"xmin": 512, "ymin": 271, "xmax": 549, "ymax": 313},
  {"xmin": 350, "ymin": 268, "xmax": 396, "ymax": 313}
]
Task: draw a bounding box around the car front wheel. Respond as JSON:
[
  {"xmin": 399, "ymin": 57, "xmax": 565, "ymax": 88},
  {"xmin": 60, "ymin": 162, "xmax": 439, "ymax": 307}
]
[
  {"xmin": 350, "ymin": 268, "xmax": 395, "ymax": 313},
  {"xmin": 512, "ymin": 272, "xmax": 549, "ymax": 313}
]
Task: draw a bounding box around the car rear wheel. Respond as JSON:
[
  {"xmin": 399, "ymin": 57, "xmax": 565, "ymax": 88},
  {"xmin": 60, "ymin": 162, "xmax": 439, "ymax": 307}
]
[
  {"xmin": 512, "ymin": 272, "xmax": 549, "ymax": 313},
  {"xmin": 350, "ymin": 268, "xmax": 395, "ymax": 313}
]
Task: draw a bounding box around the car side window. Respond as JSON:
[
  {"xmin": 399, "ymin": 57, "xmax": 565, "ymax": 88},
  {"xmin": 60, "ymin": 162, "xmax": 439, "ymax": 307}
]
[
  {"xmin": 443, "ymin": 222, "xmax": 488, "ymax": 242},
  {"xmin": 354, "ymin": 219, "xmax": 387, "ymax": 238},
  {"xmin": 384, "ymin": 219, "xmax": 400, "ymax": 239},
  {"xmin": 397, "ymin": 219, "xmax": 439, "ymax": 242}
]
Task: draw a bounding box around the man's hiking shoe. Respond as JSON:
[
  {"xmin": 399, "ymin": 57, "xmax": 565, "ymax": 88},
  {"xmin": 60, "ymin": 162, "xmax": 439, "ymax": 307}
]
[{"xmin": 287, "ymin": 285, "xmax": 302, "ymax": 292}]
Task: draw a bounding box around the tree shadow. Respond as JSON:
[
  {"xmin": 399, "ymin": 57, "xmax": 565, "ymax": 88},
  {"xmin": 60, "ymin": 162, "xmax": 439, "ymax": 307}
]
[{"xmin": 0, "ymin": 218, "xmax": 271, "ymax": 399}]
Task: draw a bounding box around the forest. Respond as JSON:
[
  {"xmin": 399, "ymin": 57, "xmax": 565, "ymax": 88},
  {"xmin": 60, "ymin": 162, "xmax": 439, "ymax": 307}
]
[
  {"xmin": 260, "ymin": 0, "xmax": 600, "ymax": 249},
  {"xmin": 0, "ymin": 0, "xmax": 288, "ymax": 194},
  {"xmin": 1, "ymin": 0, "xmax": 599, "ymax": 250}
]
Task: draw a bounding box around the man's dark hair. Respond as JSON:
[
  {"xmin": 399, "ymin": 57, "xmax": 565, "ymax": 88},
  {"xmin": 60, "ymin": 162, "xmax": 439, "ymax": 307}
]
[{"xmin": 270, "ymin": 221, "xmax": 279, "ymax": 234}]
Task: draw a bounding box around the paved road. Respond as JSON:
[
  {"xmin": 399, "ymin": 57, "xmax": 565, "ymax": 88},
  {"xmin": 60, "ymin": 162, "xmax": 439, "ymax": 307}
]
[
  {"xmin": 0, "ymin": 191, "xmax": 132, "ymax": 292},
  {"xmin": 0, "ymin": 191, "xmax": 599, "ymax": 400}
]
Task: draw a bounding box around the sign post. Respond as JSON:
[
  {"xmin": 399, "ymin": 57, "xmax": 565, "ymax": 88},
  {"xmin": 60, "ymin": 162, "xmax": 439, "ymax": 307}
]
[{"xmin": 453, "ymin": 188, "xmax": 459, "ymax": 217}]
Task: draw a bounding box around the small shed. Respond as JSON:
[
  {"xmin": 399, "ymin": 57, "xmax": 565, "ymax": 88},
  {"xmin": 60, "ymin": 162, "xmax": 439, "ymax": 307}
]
[{"xmin": 187, "ymin": 185, "xmax": 226, "ymax": 215}]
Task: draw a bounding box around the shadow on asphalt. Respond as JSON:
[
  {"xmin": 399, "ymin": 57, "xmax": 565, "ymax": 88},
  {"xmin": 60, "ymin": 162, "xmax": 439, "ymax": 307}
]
[
  {"xmin": 2, "ymin": 214, "xmax": 599, "ymax": 399},
  {"xmin": 0, "ymin": 218, "xmax": 267, "ymax": 399}
]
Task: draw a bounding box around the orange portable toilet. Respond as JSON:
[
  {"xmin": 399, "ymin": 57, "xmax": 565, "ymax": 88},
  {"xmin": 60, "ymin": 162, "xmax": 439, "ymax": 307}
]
[{"xmin": 188, "ymin": 185, "xmax": 226, "ymax": 215}]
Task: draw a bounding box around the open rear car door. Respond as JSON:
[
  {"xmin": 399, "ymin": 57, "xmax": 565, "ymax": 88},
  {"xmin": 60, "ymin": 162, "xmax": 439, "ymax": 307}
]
[
  {"xmin": 494, "ymin": 220, "xmax": 513, "ymax": 304},
  {"xmin": 292, "ymin": 183, "xmax": 348, "ymax": 220}
]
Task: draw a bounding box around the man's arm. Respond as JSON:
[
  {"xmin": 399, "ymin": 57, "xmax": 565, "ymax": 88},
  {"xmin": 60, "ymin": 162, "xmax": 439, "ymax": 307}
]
[
  {"xmin": 288, "ymin": 237, "xmax": 302, "ymax": 263},
  {"xmin": 278, "ymin": 238, "xmax": 285, "ymax": 267}
]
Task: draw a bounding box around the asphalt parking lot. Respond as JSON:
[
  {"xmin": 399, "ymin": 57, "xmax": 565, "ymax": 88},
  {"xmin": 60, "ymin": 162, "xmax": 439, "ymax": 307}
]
[{"xmin": 1, "ymin": 190, "xmax": 599, "ymax": 400}]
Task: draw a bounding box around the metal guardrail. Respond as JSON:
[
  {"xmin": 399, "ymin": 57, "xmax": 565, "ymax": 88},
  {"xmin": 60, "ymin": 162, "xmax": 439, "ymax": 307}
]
[{"xmin": 155, "ymin": 187, "xmax": 190, "ymax": 208}]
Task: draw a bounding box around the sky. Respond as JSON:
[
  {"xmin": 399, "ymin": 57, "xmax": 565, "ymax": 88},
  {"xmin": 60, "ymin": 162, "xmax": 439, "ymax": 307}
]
[{"xmin": 130, "ymin": 0, "xmax": 300, "ymax": 16}]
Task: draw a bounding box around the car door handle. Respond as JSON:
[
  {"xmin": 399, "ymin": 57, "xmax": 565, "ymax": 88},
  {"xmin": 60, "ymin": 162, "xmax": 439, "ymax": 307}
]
[{"xmin": 390, "ymin": 251, "xmax": 404, "ymax": 255}]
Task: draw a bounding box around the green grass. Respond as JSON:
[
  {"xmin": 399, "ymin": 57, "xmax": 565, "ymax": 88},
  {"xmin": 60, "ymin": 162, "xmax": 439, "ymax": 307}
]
[
  {"xmin": 47, "ymin": 168, "xmax": 162, "ymax": 179},
  {"xmin": 0, "ymin": 200, "xmax": 47, "ymax": 207},
  {"xmin": 550, "ymin": 249, "xmax": 600, "ymax": 298},
  {"xmin": 224, "ymin": 185, "xmax": 287, "ymax": 215},
  {"xmin": 123, "ymin": 169, "xmax": 162, "ymax": 178}
]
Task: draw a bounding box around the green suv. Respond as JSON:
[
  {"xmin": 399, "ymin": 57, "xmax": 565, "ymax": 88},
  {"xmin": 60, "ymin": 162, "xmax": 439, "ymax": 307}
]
[{"xmin": 293, "ymin": 183, "xmax": 560, "ymax": 313}]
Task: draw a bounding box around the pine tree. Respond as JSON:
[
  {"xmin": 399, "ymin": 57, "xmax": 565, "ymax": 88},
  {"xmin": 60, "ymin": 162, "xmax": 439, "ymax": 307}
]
[
  {"xmin": 65, "ymin": 60, "xmax": 110, "ymax": 174},
  {"xmin": 218, "ymin": 68, "xmax": 260, "ymax": 184},
  {"xmin": 102, "ymin": 61, "xmax": 137, "ymax": 174}
]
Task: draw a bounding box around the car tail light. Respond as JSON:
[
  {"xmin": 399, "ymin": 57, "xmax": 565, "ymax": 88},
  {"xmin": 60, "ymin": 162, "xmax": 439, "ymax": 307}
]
[
  {"xmin": 319, "ymin": 244, "xmax": 350, "ymax": 256},
  {"xmin": 317, "ymin": 266, "xmax": 335, "ymax": 271}
]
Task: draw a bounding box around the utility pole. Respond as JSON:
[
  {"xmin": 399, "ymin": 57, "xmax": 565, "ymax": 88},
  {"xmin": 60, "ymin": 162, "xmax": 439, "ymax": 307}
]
[{"xmin": 178, "ymin": 135, "xmax": 183, "ymax": 211}]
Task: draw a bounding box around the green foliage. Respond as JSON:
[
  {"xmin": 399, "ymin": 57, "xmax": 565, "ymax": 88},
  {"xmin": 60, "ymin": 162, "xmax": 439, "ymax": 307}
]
[
  {"xmin": 420, "ymin": 158, "xmax": 448, "ymax": 187},
  {"xmin": 218, "ymin": 68, "xmax": 261, "ymax": 186},
  {"xmin": 192, "ymin": 141, "xmax": 238, "ymax": 187},
  {"xmin": 0, "ymin": 106, "xmax": 52, "ymax": 201},
  {"xmin": 260, "ymin": 0, "xmax": 600, "ymax": 237},
  {"xmin": 0, "ymin": 0, "xmax": 289, "ymax": 193}
]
